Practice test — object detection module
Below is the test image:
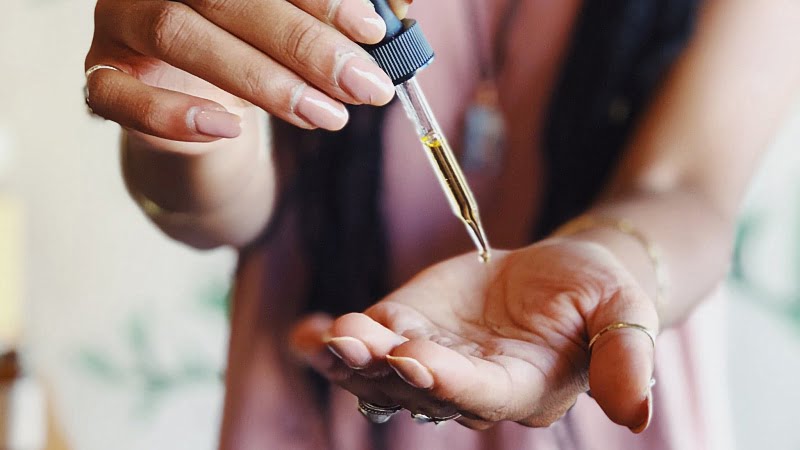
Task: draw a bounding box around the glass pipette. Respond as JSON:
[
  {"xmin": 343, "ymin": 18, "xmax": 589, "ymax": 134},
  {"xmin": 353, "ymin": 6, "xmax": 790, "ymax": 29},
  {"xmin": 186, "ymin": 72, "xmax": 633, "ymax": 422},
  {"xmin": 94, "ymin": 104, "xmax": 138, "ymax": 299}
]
[{"xmin": 365, "ymin": 0, "xmax": 491, "ymax": 262}]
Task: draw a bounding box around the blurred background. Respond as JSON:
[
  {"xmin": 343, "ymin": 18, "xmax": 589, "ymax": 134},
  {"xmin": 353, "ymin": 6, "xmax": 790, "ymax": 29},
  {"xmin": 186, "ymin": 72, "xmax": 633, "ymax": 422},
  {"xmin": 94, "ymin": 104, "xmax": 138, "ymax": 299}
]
[{"xmin": 1, "ymin": 0, "xmax": 799, "ymax": 449}]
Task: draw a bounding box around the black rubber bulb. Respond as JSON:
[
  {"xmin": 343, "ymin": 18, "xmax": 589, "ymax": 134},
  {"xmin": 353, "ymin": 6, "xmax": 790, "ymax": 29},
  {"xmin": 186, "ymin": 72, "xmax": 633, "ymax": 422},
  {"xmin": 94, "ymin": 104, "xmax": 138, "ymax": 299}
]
[
  {"xmin": 362, "ymin": 0, "xmax": 434, "ymax": 85},
  {"xmin": 368, "ymin": 0, "xmax": 404, "ymax": 40}
]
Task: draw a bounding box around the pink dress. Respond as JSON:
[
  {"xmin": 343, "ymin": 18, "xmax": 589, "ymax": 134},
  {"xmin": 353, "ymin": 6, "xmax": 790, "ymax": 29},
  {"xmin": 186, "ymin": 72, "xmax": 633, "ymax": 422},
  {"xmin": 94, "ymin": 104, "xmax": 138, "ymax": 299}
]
[{"xmin": 219, "ymin": 1, "xmax": 733, "ymax": 448}]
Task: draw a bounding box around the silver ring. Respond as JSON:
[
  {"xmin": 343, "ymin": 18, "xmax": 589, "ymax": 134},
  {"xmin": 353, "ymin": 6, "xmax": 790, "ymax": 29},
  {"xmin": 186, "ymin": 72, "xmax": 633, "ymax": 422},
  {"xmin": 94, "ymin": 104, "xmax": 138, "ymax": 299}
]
[
  {"xmin": 85, "ymin": 64, "xmax": 123, "ymax": 80},
  {"xmin": 84, "ymin": 64, "xmax": 124, "ymax": 115},
  {"xmin": 410, "ymin": 411, "xmax": 462, "ymax": 425},
  {"xmin": 357, "ymin": 399, "xmax": 402, "ymax": 424}
]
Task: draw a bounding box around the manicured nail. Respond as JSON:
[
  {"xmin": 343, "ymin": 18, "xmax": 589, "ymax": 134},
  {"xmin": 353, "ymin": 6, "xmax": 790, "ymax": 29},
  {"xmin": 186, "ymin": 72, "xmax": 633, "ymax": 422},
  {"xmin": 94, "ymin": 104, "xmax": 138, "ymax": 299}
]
[
  {"xmin": 189, "ymin": 107, "xmax": 241, "ymax": 138},
  {"xmin": 336, "ymin": 53, "xmax": 395, "ymax": 106},
  {"xmin": 386, "ymin": 355, "xmax": 434, "ymax": 389},
  {"xmin": 629, "ymin": 389, "xmax": 653, "ymax": 434},
  {"xmin": 332, "ymin": 0, "xmax": 386, "ymax": 44},
  {"xmin": 391, "ymin": 0, "xmax": 412, "ymax": 19},
  {"xmin": 291, "ymin": 85, "xmax": 349, "ymax": 130},
  {"xmin": 326, "ymin": 336, "xmax": 372, "ymax": 369}
]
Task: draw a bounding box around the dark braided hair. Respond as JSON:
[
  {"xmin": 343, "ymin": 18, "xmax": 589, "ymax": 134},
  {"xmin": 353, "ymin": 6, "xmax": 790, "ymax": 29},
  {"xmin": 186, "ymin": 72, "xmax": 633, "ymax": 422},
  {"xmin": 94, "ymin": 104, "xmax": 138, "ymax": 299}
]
[{"xmin": 270, "ymin": 105, "xmax": 391, "ymax": 317}]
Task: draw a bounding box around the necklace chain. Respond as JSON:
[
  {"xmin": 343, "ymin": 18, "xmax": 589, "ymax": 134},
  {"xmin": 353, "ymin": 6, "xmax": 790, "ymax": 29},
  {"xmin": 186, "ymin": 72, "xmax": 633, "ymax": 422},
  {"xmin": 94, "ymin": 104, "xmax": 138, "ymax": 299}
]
[{"xmin": 466, "ymin": 0, "xmax": 526, "ymax": 81}]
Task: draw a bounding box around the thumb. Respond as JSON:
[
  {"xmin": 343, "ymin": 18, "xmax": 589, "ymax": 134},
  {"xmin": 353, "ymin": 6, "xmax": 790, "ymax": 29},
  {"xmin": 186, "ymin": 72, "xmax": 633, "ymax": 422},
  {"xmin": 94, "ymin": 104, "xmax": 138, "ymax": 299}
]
[
  {"xmin": 586, "ymin": 284, "xmax": 659, "ymax": 433},
  {"xmin": 289, "ymin": 313, "xmax": 335, "ymax": 371},
  {"xmin": 388, "ymin": 0, "xmax": 412, "ymax": 19}
]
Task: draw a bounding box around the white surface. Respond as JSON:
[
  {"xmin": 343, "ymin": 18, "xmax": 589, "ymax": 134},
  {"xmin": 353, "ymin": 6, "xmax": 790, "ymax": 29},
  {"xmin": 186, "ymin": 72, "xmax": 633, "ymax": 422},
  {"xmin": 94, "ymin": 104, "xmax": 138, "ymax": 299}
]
[
  {"xmin": 0, "ymin": 377, "xmax": 46, "ymax": 450},
  {"xmin": 728, "ymin": 295, "xmax": 800, "ymax": 450},
  {"xmin": 0, "ymin": 127, "xmax": 13, "ymax": 181}
]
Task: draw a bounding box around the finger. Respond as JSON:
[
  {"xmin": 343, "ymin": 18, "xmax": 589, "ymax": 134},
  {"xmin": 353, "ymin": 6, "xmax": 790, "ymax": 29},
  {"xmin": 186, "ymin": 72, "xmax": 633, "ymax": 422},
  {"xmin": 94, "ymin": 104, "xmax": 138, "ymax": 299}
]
[
  {"xmin": 587, "ymin": 286, "xmax": 659, "ymax": 433},
  {"xmin": 455, "ymin": 414, "xmax": 494, "ymax": 431},
  {"xmin": 327, "ymin": 313, "xmax": 408, "ymax": 372},
  {"xmin": 117, "ymin": 1, "xmax": 349, "ymax": 130},
  {"xmin": 389, "ymin": 0, "xmax": 411, "ymax": 19},
  {"xmin": 289, "ymin": 313, "xmax": 357, "ymax": 382},
  {"xmin": 86, "ymin": 66, "xmax": 241, "ymax": 142},
  {"xmin": 179, "ymin": 0, "xmax": 395, "ymax": 106},
  {"xmin": 387, "ymin": 339, "xmax": 540, "ymax": 423},
  {"xmin": 289, "ymin": 0, "xmax": 386, "ymax": 44},
  {"xmin": 292, "ymin": 314, "xmax": 410, "ymax": 408},
  {"xmin": 289, "ymin": 312, "xmax": 334, "ymax": 360}
]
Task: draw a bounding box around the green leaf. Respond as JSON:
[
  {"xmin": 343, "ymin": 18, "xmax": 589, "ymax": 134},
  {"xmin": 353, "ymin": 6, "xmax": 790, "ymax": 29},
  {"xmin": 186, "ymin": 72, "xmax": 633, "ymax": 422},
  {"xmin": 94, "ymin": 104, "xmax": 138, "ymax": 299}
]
[
  {"xmin": 77, "ymin": 349, "xmax": 124, "ymax": 382},
  {"xmin": 127, "ymin": 314, "xmax": 151, "ymax": 359},
  {"xmin": 197, "ymin": 282, "xmax": 232, "ymax": 320}
]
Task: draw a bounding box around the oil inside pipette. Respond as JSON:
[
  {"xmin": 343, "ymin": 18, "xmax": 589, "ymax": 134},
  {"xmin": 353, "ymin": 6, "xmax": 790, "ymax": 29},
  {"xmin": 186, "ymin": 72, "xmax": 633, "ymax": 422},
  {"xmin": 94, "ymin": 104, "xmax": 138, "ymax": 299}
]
[{"xmin": 420, "ymin": 132, "xmax": 491, "ymax": 263}]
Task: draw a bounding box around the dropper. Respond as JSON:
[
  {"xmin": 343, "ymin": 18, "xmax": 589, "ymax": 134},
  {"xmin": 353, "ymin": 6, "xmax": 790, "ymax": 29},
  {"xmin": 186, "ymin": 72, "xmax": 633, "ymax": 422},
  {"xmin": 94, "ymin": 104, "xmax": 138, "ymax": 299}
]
[{"xmin": 364, "ymin": 0, "xmax": 491, "ymax": 263}]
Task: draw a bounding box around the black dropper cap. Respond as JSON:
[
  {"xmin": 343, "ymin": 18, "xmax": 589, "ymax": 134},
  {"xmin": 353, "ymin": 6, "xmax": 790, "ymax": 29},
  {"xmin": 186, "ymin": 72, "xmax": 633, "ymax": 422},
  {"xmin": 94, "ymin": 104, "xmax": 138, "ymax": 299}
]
[{"xmin": 363, "ymin": 0, "xmax": 435, "ymax": 85}]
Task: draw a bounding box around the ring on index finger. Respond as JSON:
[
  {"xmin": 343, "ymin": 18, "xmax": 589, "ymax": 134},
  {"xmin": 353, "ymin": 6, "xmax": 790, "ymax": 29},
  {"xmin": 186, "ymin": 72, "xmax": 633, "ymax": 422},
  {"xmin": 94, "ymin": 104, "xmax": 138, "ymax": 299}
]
[{"xmin": 84, "ymin": 64, "xmax": 125, "ymax": 116}]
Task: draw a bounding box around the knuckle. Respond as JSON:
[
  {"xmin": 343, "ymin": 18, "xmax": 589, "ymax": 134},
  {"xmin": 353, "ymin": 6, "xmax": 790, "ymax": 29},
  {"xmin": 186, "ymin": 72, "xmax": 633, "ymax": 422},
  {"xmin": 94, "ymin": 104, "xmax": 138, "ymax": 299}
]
[
  {"xmin": 86, "ymin": 75, "xmax": 111, "ymax": 116},
  {"xmin": 284, "ymin": 19, "xmax": 326, "ymax": 66},
  {"xmin": 134, "ymin": 95, "xmax": 164, "ymax": 134},
  {"xmin": 149, "ymin": 2, "xmax": 194, "ymax": 57},
  {"xmin": 239, "ymin": 60, "xmax": 271, "ymax": 100},
  {"xmin": 87, "ymin": 71, "xmax": 127, "ymax": 118},
  {"xmin": 184, "ymin": 0, "xmax": 231, "ymax": 13}
]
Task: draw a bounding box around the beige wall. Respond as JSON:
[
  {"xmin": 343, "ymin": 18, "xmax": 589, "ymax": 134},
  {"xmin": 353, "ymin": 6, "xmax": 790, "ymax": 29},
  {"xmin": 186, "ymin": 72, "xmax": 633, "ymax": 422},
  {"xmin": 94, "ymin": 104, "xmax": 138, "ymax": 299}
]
[{"xmin": 1, "ymin": 1, "xmax": 233, "ymax": 449}]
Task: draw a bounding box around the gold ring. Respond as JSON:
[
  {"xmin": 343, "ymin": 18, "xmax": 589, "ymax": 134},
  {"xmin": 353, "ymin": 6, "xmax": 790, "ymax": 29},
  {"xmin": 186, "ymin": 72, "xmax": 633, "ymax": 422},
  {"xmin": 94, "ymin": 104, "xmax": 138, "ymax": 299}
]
[
  {"xmin": 357, "ymin": 399, "xmax": 402, "ymax": 424},
  {"xmin": 588, "ymin": 322, "xmax": 656, "ymax": 354}
]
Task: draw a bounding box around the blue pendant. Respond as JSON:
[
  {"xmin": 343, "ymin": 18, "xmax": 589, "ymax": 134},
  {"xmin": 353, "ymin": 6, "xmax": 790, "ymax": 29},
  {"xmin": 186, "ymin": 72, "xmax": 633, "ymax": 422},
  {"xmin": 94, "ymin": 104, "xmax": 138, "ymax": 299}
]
[{"xmin": 461, "ymin": 81, "xmax": 507, "ymax": 174}]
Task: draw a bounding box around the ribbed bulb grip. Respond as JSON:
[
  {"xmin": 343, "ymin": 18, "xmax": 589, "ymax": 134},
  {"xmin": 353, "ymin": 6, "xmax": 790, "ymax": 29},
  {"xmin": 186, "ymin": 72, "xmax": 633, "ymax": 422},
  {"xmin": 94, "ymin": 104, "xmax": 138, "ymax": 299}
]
[{"xmin": 364, "ymin": 19, "xmax": 435, "ymax": 85}]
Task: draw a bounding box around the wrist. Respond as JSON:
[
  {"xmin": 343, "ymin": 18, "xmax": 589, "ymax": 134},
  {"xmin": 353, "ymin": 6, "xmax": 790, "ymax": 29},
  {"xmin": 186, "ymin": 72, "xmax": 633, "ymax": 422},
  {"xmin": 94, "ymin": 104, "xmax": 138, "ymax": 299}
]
[{"xmin": 552, "ymin": 216, "xmax": 668, "ymax": 319}]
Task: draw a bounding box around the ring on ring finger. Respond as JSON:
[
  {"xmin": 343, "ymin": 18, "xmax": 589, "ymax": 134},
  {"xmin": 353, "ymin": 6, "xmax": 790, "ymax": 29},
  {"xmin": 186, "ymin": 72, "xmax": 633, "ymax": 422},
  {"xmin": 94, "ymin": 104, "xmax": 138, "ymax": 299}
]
[
  {"xmin": 410, "ymin": 411, "xmax": 462, "ymax": 425},
  {"xmin": 357, "ymin": 399, "xmax": 402, "ymax": 424},
  {"xmin": 84, "ymin": 64, "xmax": 124, "ymax": 116}
]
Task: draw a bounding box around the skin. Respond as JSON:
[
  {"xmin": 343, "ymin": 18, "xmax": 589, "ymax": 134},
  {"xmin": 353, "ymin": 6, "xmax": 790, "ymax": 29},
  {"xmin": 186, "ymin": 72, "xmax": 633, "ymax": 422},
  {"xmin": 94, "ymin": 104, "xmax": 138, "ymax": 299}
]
[{"xmin": 85, "ymin": 0, "xmax": 800, "ymax": 437}]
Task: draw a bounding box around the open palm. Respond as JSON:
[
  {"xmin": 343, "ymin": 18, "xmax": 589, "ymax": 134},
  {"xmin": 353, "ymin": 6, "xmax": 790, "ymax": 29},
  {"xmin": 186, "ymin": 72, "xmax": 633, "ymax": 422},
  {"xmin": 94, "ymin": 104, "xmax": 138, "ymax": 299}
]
[{"xmin": 291, "ymin": 239, "xmax": 659, "ymax": 432}]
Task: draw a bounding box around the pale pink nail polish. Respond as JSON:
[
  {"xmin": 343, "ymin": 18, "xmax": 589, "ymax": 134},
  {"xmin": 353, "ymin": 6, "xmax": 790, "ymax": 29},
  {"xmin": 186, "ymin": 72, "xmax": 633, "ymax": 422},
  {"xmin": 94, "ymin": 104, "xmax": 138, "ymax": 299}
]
[
  {"xmin": 386, "ymin": 355, "xmax": 434, "ymax": 389},
  {"xmin": 327, "ymin": 336, "xmax": 372, "ymax": 369},
  {"xmin": 293, "ymin": 87, "xmax": 349, "ymax": 130},
  {"xmin": 337, "ymin": 54, "xmax": 395, "ymax": 106},
  {"xmin": 189, "ymin": 107, "xmax": 241, "ymax": 138},
  {"xmin": 333, "ymin": 0, "xmax": 386, "ymax": 44}
]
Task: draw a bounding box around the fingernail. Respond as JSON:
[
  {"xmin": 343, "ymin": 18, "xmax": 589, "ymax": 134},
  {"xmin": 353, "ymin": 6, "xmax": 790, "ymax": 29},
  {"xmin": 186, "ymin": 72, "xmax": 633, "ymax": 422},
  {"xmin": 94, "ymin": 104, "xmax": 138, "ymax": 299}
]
[
  {"xmin": 332, "ymin": 0, "xmax": 386, "ymax": 44},
  {"xmin": 189, "ymin": 107, "xmax": 241, "ymax": 138},
  {"xmin": 391, "ymin": 0, "xmax": 412, "ymax": 19},
  {"xmin": 336, "ymin": 53, "xmax": 395, "ymax": 106},
  {"xmin": 326, "ymin": 336, "xmax": 372, "ymax": 369},
  {"xmin": 386, "ymin": 355, "xmax": 434, "ymax": 389},
  {"xmin": 291, "ymin": 85, "xmax": 349, "ymax": 130},
  {"xmin": 629, "ymin": 389, "xmax": 653, "ymax": 434}
]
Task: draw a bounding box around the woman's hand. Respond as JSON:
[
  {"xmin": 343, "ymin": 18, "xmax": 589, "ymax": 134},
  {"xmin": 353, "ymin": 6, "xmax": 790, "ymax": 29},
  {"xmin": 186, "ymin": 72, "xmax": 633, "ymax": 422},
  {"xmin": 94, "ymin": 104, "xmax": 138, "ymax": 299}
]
[
  {"xmin": 291, "ymin": 239, "xmax": 659, "ymax": 432},
  {"xmin": 85, "ymin": 0, "xmax": 406, "ymax": 141}
]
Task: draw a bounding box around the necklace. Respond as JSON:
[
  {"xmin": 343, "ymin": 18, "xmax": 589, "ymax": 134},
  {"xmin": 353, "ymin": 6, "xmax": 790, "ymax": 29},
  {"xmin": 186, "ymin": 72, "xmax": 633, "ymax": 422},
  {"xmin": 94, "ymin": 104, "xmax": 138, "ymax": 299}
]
[{"xmin": 461, "ymin": 0, "xmax": 524, "ymax": 174}]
